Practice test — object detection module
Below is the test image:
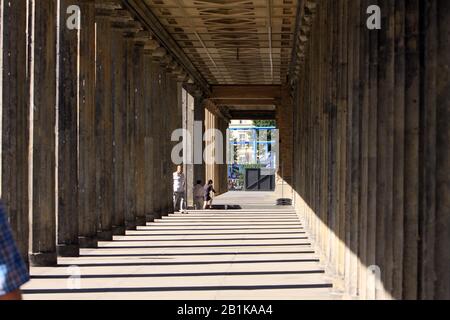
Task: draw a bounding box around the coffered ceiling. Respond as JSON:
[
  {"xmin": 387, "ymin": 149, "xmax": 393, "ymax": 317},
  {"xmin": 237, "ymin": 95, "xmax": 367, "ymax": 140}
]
[{"xmin": 144, "ymin": 0, "xmax": 299, "ymax": 85}]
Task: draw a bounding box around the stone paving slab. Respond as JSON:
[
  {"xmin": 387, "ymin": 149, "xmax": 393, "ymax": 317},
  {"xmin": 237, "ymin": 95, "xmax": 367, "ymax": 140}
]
[{"xmin": 22, "ymin": 192, "xmax": 336, "ymax": 300}]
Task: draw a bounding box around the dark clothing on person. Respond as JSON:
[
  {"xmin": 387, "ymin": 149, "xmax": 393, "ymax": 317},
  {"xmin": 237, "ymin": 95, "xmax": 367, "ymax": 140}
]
[{"xmin": 204, "ymin": 185, "xmax": 216, "ymax": 201}]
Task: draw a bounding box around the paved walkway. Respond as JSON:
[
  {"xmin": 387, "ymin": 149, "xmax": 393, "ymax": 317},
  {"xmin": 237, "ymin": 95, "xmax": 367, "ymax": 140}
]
[{"xmin": 22, "ymin": 192, "xmax": 335, "ymax": 300}]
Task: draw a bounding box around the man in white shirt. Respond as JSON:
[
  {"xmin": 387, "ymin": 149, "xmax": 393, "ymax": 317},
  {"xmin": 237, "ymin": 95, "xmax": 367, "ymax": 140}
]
[
  {"xmin": 193, "ymin": 180, "xmax": 204, "ymax": 210},
  {"xmin": 173, "ymin": 165, "xmax": 186, "ymax": 213}
]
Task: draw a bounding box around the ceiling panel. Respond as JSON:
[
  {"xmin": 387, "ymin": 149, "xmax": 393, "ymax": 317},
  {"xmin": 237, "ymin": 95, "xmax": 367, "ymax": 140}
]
[{"xmin": 144, "ymin": 0, "xmax": 298, "ymax": 85}]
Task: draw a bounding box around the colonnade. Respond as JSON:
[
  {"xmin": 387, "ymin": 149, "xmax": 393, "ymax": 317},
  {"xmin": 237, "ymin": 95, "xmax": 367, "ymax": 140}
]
[
  {"xmin": 1, "ymin": 0, "xmax": 448, "ymax": 301},
  {"xmin": 0, "ymin": 0, "xmax": 202, "ymax": 267},
  {"xmin": 291, "ymin": 0, "xmax": 450, "ymax": 300},
  {"xmin": 203, "ymin": 100, "xmax": 229, "ymax": 197}
]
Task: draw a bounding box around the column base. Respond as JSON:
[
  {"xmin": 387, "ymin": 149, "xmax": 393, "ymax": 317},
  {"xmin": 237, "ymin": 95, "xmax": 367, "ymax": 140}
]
[
  {"xmin": 161, "ymin": 211, "xmax": 169, "ymax": 217},
  {"xmin": 79, "ymin": 236, "xmax": 98, "ymax": 248},
  {"xmin": 112, "ymin": 225, "xmax": 126, "ymax": 236},
  {"xmin": 153, "ymin": 213, "xmax": 162, "ymax": 220},
  {"xmin": 135, "ymin": 216, "xmax": 146, "ymax": 226},
  {"xmin": 29, "ymin": 252, "xmax": 58, "ymax": 267},
  {"xmin": 146, "ymin": 214, "xmax": 155, "ymax": 223},
  {"xmin": 57, "ymin": 244, "xmax": 80, "ymax": 257},
  {"xmin": 125, "ymin": 220, "xmax": 137, "ymax": 230},
  {"xmin": 97, "ymin": 230, "xmax": 113, "ymax": 241}
]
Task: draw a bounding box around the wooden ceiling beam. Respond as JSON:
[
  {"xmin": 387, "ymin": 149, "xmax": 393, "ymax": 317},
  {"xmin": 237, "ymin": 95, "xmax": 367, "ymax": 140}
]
[
  {"xmin": 210, "ymin": 85, "xmax": 282, "ymax": 100},
  {"xmin": 228, "ymin": 110, "xmax": 276, "ymax": 120},
  {"xmin": 212, "ymin": 99, "xmax": 277, "ymax": 106}
]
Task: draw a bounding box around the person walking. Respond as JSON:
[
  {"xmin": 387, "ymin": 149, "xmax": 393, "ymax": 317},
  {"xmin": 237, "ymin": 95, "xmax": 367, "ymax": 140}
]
[
  {"xmin": 0, "ymin": 202, "xmax": 29, "ymax": 300},
  {"xmin": 173, "ymin": 165, "xmax": 186, "ymax": 213},
  {"xmin": 203, "ymin": 180, "xmax": 217, "ymax": 210},
  {"xmin": 193, "ymin": 180, "xmax": 204, "ymax": 210}
]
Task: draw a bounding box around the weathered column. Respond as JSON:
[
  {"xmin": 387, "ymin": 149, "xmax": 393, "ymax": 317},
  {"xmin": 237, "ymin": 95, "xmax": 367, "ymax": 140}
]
[
  {"xmin": 358, "ymin": 0, "xmax": 371, "ymax": 300},
  {"xmin": 143, "ymin": 47, "xmax": 155, "ymax": 222},
  {"xmin": 133, "ymin": 41, "xmax": 147, "ymax": 226},
  {"xmin": 218, "ymin": 117, "xmax": 229, "ymax": 194},
  {"xmin": 111, "ymin": 29, "xmax": 127, "ymax": 235},
  {"xmin": 376, "ymin": 0, "xmax": 395, "ymax": 298},
  {"xmin": 95, "ymin": 15, "xmax": 113, "ymax": 241},
  {"xmin": 324, "ymin": 0, "xmax": 335, "ymax": 275},
  {"xmin": 183, "ymin": 88, "xmax": 195, "ymax": 208},
  {"xmin": 434, "ymin": 0, "xmax": 450, "ymax": 300},
  {"xmin": 78, "ymin": 0, "xmax": 98, "ymax": 248},
  {"xmin": 419, "ymin": 0, "xmax": 436, "ymax": 300},
  {"xmin": 336, "ymin": 0, "xmax": 348, "ymax": 285},
  {"xmin": 312, "ymin": 2, "xmax": 324, "ymax": 261},
  {"xmin": 403, "ymin": 0, "xmax": 420, "ymax": 300},
  {"xmin": 392, "ymin": 0, "xmax": 406, "ymax": 300},
  {"xmin": 165, "ymin": 74, "xmax": 181, "ymax": 213},
  {"xmin": 177, "ymin": 80, "xmax": 184, "ymax": 198},
  {"xmin": 29, "ymin": 0, "xmax": 57, "ymax": 266},
  {"xmin": 150, "ymin": 58, "xmax": 163, "ymax": 220},
  {"xmin": 319, "ymin": 0, "xmax": 330, "ymax": 276},
  {"xmin": 0, "ymin": 0, "xmax": 29, "ymax": 267},
  {"xmin": 277, "ymin": 86, "xmax": 294, "ymax": 198},
  {"xmin": 328, "ymin": 0, "xmax": 339, "ymax": 278},
  {"xmin": 165, "ymin": 73, "xmax": 175, "ymax": 212},
  {"xmin": 152, "ymin": 50, "xmax": 170, "ymax": 216},
  {"xmin": 160, "ymin": 68, "xmax": 171, "ymax": 216},
  {"xmin": 193, "ymin": 92, "xmax": 206, "ymax": 187},
  {"xmin": 57, "ymin": 0, "xmax": 80, "ymax": 257},
  {"xmin": 366, "ymin": 0, "xmax": 379, "ymax": 301},
  {"xmin": 124, "ymin": 36, "xmax": 138, "ymax": 229},
  {"xmin": 347, "ymin": 0, "xmax": 361, "ymax": 298}
]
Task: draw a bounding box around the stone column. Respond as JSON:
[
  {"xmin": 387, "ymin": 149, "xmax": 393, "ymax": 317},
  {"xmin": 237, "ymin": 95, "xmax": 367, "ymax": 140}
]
[
  {"xmin": 78, "ymin": 0, "xmax": 98, "ymax": 248},
  {"xmin": 57, "ymin": 0, "xmax": 80, "ymax": 257},
  {"xmin": 435, "ymin": 0, "xmax": 450, "ymax": 300},
  {"xmin": 160, "ymin": 67, "xmax": 173, "ymax": 216},
  {"xmin": 358, "ymin": 0, "xmax": 371, "ymax": 300},
  {"xmin": 151, "ymin": 49, "xmax": 170, "ymax": 217},
  {"xmin": 165, "ymin": 74, "xmax": 179, "ymax": 214},
  {"xmin": 366, "ymin": 0, "xmax": 379, "ymax": 301},
  {"xmin": 1, "ymin": 0, "xmax": 29, "ymax": 267},
  {"xmin": 143, "ymin": 48, "xmax": 155, "ymax": 222},
  {"xmin": 347, "ymin": 0, "xmax": 361, "ymax": 298},
  {"xmin": 336, "ymin": 0, "xmax": 348, "ymax": 285},
  {"xmin": 111, "ymin": 29, "xmax": 127, "ymax": 236},
  {"xmin": 392, "ymin": 0, "xmax": 406, "ymax": 300},
  {"xmin": 124, "ymin": 36, "xmax": 137, "ymax": 229},
  {"xmin": 163, "ymin": 81, "xmax": 171, "ymax": 214},
  {"xmin": 133, "ymin": 42, "xmax": 147, "ymax": 226},
  {"xmin": 184, "ymin": 90, "xmax": 195, "ymax": 207},
  {"xmin": 328, "ymin": 0, "xmax": 339, "ymax": 278},
  {"xmin": 403, "ymin": 0, "xmax": 420, "ymax": 300},
  {"xmin": 319, "ymin": 0, "xmax": 331, "ymax": 279},
  {"xmin": 29, "ymin": 0, "xmax": 57, "ymax": 266},
  {"xmin": 345, "ymin": 1, "xmax": 359, "ymax": 297},
  {"xmin": 419, "ymin": 0, "xmax": 436, "ymax": 300},
  {"xmin": 376, "ymin": 0, "xmax": 395, "ymax": 298},
  {"xmin": 95, "ymin": 15, "xmax": 113, "ymax": 241},
  {"xmin": 323, "ymin": 0, "xmax": 334, "ymax": 276},
  {"xmin": 219, "ymin": 117, "xmax": 229, "ymax": 194},
  {"xmin": 193, "ymin": 92, "xmax": 206, "ymax": 186},
  {"xmin": 147, "ymin": 57, "xmax": 162, "ymax": 220},
  {"xmin": 275, "ymin": 86, "xmax": 294, "ymax": 199}
]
